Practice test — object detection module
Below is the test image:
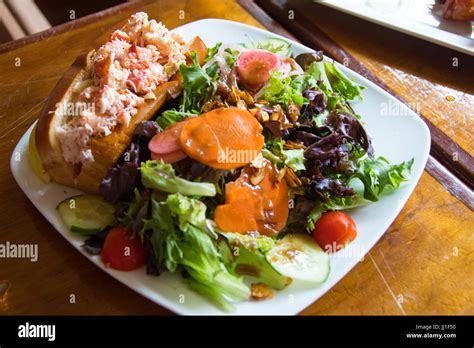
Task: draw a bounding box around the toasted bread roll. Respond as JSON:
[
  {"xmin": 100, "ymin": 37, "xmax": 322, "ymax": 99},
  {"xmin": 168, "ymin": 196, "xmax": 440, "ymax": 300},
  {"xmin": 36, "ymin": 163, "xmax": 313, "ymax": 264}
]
[{"xmin": 35, "ymin": 13, "xmax": 208, "ymax": 194}]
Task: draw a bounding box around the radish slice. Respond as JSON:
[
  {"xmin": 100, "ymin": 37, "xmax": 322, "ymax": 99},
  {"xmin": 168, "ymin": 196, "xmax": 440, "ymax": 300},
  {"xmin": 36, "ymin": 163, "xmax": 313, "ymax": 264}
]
[
  {"xmin": 151, "ymin": 149, "xmax": 187, "ymax": 163},
  {"xmin": 236, "ymin": 49, "xmax": 280, "ymax": 90},
  {"xmin": 148, "ymin": 123, "xmax": 184, "ymax": 154}
]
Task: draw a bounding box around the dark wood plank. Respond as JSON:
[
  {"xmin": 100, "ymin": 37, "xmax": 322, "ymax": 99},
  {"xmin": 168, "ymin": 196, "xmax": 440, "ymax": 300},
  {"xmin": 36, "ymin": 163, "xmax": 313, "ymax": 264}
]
[{"xmin": 0, "ymin": 0, "xmax": 155, "ymax": 54}]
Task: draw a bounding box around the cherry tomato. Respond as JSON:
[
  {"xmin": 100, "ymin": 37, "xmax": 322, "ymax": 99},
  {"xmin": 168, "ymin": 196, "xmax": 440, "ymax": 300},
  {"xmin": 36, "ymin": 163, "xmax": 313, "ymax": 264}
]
[
  {"xmin": 312, "ymin": 211, "xmax": 357, "ymax": 253},
  {"xmin": 236, "ymin": 49, "xmax": 280, "ymax": 90},
  {"xmin": 101, "ymin": 226, "xmax": 145, "ymax": 271}
]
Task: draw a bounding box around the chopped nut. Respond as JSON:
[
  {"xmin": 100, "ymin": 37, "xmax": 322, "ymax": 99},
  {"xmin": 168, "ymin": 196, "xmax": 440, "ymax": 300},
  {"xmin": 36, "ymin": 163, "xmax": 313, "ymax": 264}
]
[
  {"xmin": 227, "ymin": 86, "xmax": 240, "ymax": 104},
  {"xmin": 250, "ymin": 152, "xmax": 265, "ymax": 169},
  {"xmin": 236, "ymin": 99, "xmax": 247, "ymax": 110},
  {"xmin": 285, "ymin": 168, "xmax": 302, "ymax": 188},
  {"xmin": 248, "ymin": 108, "xmax": 259, "ymax": 116},
  {"xmin": 270, "ymin": 104, "xmax": 284, "ymax": 121},
  {"xmin": 250, "ymin": 167, "xmax": 265, "ymax": 185},
  {"xmin": 287, "ymin": 57, "xmax": 301, "ymax": 71},
  {"xmin": 202, "ymin": 99, "xmax": 225, "ymax": 113},
  {"xmin": 217, "ymin": 81, "xmax": 231, "ymax": 98},
  {"xmin": 286, "ymin": 101, "xmax": 300, "ymax": 124},
  {"xmin": 202, "ymin": 104, "xmax": 212, "ymax": 113},
  {"xmin": 255, "ymin": 109, "xmax": 270, "ymax": 122},
  {"xmin": 277, "ymin": 167, "xmax": 287, "ymax": 182},
  {"xmin": 300, "ymin": 176, "xmax": 311, "ymax": 185},
  {"xmin": 239, "ymin": 90, "xmax": 254, "ymax": 105},
  {"xmin": 251, "ymin": 283, "xmax": 273, "ymax": 301},
  {"xmin": 284, "ymin": 140, "xmax": 306, "ymax": 150}
]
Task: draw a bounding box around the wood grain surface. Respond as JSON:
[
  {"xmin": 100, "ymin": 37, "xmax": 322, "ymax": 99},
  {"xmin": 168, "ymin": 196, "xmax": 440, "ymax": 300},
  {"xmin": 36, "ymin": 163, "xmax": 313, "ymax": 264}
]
[{"xmin": 0, "ymin": 0, "xmax": 473, "ymax": 315}]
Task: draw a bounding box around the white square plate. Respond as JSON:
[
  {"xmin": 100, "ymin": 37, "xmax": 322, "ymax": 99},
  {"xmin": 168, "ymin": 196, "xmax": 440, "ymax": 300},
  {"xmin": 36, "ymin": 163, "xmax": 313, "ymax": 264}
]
[
  {"xmin": 317, "ymin": 0, "xmax": 474, "ymax": 56},
  {"xmin": 10, "ymin": 19, "xmax": 430, "ymax": 315}
]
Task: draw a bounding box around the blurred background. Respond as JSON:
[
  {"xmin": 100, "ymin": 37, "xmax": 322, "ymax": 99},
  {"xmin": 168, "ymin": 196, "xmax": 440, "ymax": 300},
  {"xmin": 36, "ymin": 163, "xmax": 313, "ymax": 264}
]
[{"xmin": 0, "ymin": 0, "xmax": 128, "ymax": 44}]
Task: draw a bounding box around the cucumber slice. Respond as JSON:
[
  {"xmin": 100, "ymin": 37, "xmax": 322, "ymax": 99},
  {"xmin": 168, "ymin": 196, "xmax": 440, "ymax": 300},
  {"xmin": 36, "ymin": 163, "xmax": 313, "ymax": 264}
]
[
  {"xmin": 255, "ymin": 38, "xmax": 292, "ymax": 56},
  {"xmin": 266, "ymin": 234, "xmax": 330, "ymax": 283},
  {"xmin": 56, "ymin": 195, "xmax": 116, "ymax": 235}
]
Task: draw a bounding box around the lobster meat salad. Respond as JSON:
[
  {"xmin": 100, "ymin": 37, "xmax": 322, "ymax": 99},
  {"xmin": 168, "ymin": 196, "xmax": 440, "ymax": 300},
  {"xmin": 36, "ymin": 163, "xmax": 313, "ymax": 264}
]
[{"xmin": 33, "ymin": 13, "xmax": 414, "ymax": 311}]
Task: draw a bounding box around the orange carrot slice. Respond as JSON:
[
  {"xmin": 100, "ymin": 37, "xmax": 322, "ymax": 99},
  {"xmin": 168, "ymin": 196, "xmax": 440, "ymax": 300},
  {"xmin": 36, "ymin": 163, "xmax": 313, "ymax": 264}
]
[{"xmin": 179, "ymin": 108, "xmax": 264, "ymax": 170}]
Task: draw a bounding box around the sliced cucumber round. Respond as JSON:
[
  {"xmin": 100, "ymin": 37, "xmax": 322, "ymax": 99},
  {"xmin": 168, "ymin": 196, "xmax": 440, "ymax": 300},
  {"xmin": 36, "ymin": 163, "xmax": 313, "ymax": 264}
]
[
  {"xmin": 266, "ymin": 234, "xmax": 330, "ymax": 283},
  {"xmin": 257, "ymin": 37, "xmax": 292, "ymax": 56},
  {"xmin": 56, "ymin": 195, "xmax": 116, "ymax": 235}
]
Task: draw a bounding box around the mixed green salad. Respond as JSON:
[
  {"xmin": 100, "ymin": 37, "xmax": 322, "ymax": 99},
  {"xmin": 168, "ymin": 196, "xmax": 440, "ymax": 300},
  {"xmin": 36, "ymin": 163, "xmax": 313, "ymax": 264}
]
[{"xmin": 56, "ymin": 37, "xmax": 413, "ymax": 311}]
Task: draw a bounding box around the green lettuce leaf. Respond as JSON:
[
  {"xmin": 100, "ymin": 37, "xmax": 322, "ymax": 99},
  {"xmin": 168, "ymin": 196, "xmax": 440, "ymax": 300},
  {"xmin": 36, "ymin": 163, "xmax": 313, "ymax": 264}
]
[
  {"xmin": 143, "ymin": 194, "xmax": 183, "ymax": 272},
  {"xmin": 156, "ymin": 109, "xmax": 197, "ymax": 130},
  {"xmin": 306, "ymin": 156, "xmax": 414, "ymax": 231},
  {"xmin": 307, "ymin": 195, "xmax": 371, "ymax": 232},
  {"xmin": 204, "ymin": 42, "xmax": 222, "ymax": 62},
  {"xmin": 283, "ymin": 149, "xmax": 306, "ymax": 172},
  {"xmin": 354, "ymin": 156, "xmax": 414, "ymax": 202},
  {"xmin": 223, "ymin": 48, "xmax": 239, "ymax": 67},
  {"xmin": 304, "ymin": 61, "xmax": 360, "ymax": 114},
  {"xmin": 263, "ymin": 137, "xmax": 306, "ymax": 172},
  {"xmin": 165, "ymin": 193, "xmax": 217, "ymax": 239},
  {"xmin": 259, "ymin": 71, "xmax": 305, "ymax": 107},
  {"xmin": 144, "ymin": 194, "xmax": 251, "ymax": 311},
  {"xmin": 140, "ymin": 160, "xmax": 216, "ymax": 197},
  {"xmin": 305, "ymin": 61, "xmax": 332, "ymax": 94},
  {"xmin": 165, "ymin": 194, "xmax": 250, "ymax": 311},
  {"xmin": 179, "ymin": 52, "xmax": 216, "ymax": 113},
  {"xmin": 247, "ymin": 37, "xmax": 292, "ymax": 56},
  {"xmin": 118, "ymin": 188, "xmax": 142, "ymax": 229},
  {"xmin": 323, "ymin": 61, "xmax": 364, "ymax": 101}
]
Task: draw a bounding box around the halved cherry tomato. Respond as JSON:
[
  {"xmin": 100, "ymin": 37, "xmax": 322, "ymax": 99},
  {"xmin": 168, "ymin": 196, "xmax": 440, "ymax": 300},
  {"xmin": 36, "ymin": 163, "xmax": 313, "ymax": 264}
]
[
  {"xmin": 101, "ymin": 226, "xmax": 145, "ymax": 271},
  {"xmin": 148, "ymin": 122, "xmax": 184, "ymax": 154},
  {"xmin": 236, "ymin": 49, "xmax": 280, "ymax": 90},
  {"xmin": 312, "ymin": 211, "xmax": 357, "ymax": 253}
]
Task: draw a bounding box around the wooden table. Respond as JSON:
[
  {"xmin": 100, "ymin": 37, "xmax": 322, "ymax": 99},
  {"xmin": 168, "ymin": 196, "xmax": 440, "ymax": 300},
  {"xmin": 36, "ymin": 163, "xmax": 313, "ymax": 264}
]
[{"xmin": 0, "ymin": 0, "xmax": 472, "ymax": 315}]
